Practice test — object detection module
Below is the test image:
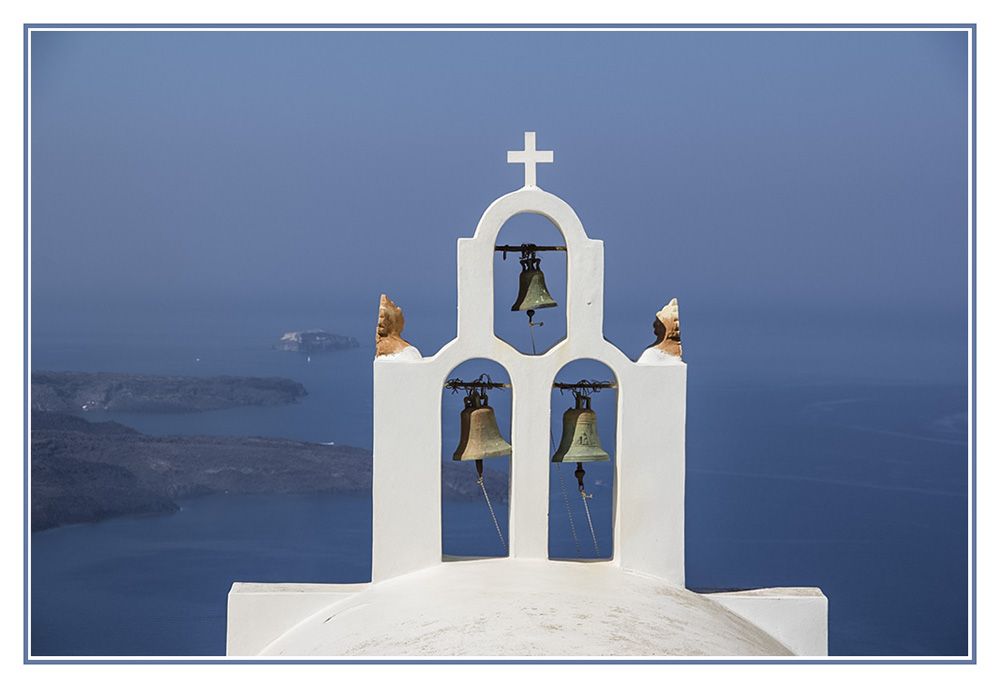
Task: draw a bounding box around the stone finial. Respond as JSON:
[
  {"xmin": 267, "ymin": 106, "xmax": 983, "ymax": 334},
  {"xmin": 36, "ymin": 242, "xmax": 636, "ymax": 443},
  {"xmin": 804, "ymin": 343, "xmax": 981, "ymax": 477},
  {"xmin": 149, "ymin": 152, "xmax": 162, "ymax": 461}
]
[
  {"xmin": 650, "ymin": 298, "xmax": 682, "ymax": 358},
  {"xmin": 376, "ymin": 294, "xmax": 412, "ymax": 357}
]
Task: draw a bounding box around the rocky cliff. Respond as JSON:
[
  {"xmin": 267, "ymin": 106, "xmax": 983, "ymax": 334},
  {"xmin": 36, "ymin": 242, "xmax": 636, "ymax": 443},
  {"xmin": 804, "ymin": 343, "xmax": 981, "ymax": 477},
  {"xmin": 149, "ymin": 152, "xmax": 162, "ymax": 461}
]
[
  {"xmin": 30, "ymin": 412, "xmax": 508, "ymax": 531},
  {"xmin": 31, "ymin": 371, "xmax": 307, "ymax": 414}
]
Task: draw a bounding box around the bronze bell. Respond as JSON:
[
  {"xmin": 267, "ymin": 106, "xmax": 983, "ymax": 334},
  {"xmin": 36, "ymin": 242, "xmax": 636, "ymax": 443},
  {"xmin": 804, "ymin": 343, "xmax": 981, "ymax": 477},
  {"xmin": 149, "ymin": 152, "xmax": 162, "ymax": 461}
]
[
  {"xmin": 452, "ymin": 391, "xmax": 512, "ymax": 463},
  {"xmin": 511, "ymin": 256, "xmax": 558, "ymax": 312},
  {"xmin": 552, "ymin": 395, "xmax": 610, "ymax": 463}
]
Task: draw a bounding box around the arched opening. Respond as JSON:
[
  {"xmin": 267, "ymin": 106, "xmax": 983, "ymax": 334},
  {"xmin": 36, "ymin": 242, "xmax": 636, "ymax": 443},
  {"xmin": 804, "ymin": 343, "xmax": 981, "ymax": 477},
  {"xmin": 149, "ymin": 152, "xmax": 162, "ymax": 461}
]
[
  {"xmin": 441, "ymin": 358, "xmax": 512, "ymax": 559},
  {"xmin": 548, "ymin": 359, "xmax": 617, "ymax": 560},
  {"xmin": 493, "ymin": 212, "xmax": 567, "ymax": 355}
]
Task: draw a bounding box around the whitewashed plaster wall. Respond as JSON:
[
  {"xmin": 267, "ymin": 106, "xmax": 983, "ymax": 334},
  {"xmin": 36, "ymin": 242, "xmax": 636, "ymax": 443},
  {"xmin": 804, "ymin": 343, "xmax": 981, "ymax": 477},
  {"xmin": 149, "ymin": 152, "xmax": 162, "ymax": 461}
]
[
  {"xmin": 372, "ymin": 140, "xmax": 687, "ymax": 585},
  {"xmin": 705, "ymin": 588, "xmax": 830, "ymax": 657}
]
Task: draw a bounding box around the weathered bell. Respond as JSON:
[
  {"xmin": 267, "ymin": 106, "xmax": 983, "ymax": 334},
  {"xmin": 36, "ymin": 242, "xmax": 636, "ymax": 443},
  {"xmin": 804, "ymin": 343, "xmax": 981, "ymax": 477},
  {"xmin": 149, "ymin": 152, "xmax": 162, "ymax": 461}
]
[
  {"xmin": 552, "ymin": 395, "xmax": 610, "ymax": 463},
  {"xmin": 452, "ymin": 392, "xmax": 512, "ymax": 462},
  {"xmin": 510, "ymin": 257, "xmax": 558, "ymax": 312}
]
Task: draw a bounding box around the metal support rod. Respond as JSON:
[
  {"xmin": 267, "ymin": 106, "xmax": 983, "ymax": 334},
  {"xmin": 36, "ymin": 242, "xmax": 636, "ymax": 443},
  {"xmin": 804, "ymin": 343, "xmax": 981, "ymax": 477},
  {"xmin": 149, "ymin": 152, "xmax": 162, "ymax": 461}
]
[
  {"xmin": 444, "ymin": 375, "xmax": 511, "ymax": 392},
  {"xmin": 552, "ymin": 380, "xmax": 616, "ymax": 392},
  {"xmin": 495, "ymin": 243, "xmax": 566, "ymax": 260},
  {"xmin": 445, "ymin": 379, "xmax": 612, "ymax": 392}
]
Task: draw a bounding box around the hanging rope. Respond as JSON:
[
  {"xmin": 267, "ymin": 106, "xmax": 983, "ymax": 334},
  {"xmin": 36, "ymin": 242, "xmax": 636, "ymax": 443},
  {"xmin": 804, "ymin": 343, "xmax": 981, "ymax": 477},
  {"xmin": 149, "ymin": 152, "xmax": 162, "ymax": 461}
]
[
  {"xmin": 580, "ymin": 489, "xmax": 600, "ymax": 557},
  {"xmin": 526, "ymin": 309, "xmax": 542, "ymax": 356},
  {"xmin": 557, "ymin": 463, "xmax": 582, "ymax": 558},
  {"xmin": 478, "ymin": 474, "xmax": 507, "ymax": 554}
]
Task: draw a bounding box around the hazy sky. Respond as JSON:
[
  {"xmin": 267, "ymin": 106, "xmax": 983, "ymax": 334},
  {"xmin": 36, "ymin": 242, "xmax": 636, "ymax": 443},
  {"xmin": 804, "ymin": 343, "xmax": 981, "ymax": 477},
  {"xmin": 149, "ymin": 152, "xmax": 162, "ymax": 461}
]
[{"xmin": 29, "ymin": 28, "xmax": 970, "ymax": 380}]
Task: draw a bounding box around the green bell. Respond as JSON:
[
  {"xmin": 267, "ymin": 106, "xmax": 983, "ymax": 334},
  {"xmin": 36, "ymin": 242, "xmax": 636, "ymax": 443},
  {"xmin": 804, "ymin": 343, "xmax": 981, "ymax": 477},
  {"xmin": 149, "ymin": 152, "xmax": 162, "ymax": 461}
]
[
  {"xmin": 552, "ymin": 395, "xmax": 610, "ymax": 463},
  {"xmin": 452, "ymin": 391, "xmax": 512, "ymax": 463},
  {"xmin": 511, "ymin": 256, "xmax": 558, "ymax": 312}
]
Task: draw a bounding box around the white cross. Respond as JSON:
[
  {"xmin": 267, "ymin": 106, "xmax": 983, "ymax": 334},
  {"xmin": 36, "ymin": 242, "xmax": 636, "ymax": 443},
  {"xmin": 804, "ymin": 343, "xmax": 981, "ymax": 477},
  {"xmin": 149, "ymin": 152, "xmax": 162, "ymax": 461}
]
[{"xmin": 507, "ymin": 132, "xmax": 553, "ymax": 188}]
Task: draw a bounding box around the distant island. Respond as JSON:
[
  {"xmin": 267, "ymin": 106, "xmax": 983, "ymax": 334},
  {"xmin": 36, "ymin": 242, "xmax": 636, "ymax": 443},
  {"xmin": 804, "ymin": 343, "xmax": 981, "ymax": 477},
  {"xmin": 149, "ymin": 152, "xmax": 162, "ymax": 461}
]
[
  {"xmin": 31, "ymin": 371, "xmax": 307, "ymax": 414},
  {"xmin": 274, "ymin": 330, "xmax": 360, "ymax": 353},
  {"xmin": 30, "ymin": 412, "xmax": 508, "ymax": 531}
]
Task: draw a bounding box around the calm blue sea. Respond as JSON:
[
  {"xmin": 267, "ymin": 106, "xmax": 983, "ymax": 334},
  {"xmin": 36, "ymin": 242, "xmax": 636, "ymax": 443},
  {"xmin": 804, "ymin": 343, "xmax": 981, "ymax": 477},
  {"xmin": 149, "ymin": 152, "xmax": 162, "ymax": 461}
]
[{"xmin": 28, "ymin": 303, "xmax": 969, "ymax": 657}]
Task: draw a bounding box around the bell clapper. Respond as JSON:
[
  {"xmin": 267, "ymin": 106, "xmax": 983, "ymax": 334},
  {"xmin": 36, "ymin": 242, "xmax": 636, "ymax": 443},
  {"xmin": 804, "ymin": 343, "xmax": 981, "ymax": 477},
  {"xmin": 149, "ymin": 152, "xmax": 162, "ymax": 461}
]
[
  {"xmin": 526, "ymin": 308, "xmax": 544, "ymax": 329},
  {"xmin": 526, "ymin": 308, "xmax": 544, "ymax": 355},
  {"xmin": 574, "ymin": 462, "xmax": 594, "ymax": 499}
]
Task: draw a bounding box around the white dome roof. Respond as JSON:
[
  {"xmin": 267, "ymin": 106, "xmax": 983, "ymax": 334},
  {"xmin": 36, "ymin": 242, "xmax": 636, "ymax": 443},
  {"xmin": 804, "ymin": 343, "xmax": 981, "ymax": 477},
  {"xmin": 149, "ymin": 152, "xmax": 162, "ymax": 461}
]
[{"xmin": 258, "ymin": 558, "xmax": 794, "ymax": 657}]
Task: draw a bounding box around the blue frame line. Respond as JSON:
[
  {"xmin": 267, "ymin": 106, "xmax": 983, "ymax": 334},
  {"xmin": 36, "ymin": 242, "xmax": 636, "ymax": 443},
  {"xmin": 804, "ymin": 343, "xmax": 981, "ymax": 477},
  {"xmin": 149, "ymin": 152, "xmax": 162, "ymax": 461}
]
[
  {"xmin": 21, "ymin": 22, "xmax": 977, "ymax": 666},
  {"xmin": 23, "ymin": 23, "xmax": 977, "ymax": 30},
  {"xmin": 968, "ymin": 23, "xmax": 977, "ymax": 667},
  {"xmin": 22, "ymin": 21, "xmax": 31, "ymax": 669},
  {"xmin": 21, "ymin": 657, "xmax": 980, "ymax": 666}
]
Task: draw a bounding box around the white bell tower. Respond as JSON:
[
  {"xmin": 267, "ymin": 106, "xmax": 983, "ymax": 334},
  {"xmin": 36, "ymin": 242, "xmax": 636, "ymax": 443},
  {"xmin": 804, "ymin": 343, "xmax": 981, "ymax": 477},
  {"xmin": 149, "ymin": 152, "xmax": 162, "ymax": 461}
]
[
  {"xmin": 370, "ymin": 131, "xmax": 687, "ymax": 583},
  {"xmin": 226, "ymin": 133, "xmax": 828, "ymax": 657}
]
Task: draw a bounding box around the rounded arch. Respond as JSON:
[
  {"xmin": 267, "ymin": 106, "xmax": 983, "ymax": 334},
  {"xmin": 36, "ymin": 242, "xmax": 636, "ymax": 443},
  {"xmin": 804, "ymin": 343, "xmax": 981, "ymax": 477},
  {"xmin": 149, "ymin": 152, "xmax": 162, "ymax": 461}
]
[
  {"xmin": 455, "ymin": 187, "xmax": 607, "ymax": 351},
  {"xmin": 548, "ymin": 358, "xmax": 618, "ymax": 561},
  {"xmin": 472, "ymin": 188, "xmax": 591, "ymax": 247},
  {"xmin": 440, "ymin": 357, "xmax": 513, "ymax": 560}
]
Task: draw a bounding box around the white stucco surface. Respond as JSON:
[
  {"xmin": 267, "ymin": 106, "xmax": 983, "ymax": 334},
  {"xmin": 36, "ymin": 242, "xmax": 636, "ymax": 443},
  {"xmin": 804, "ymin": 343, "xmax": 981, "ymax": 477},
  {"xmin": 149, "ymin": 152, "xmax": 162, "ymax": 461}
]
[
  {"xmin": 227, "ymin": 583, "xmax": 370, "ymax": 656},
  {"xmin": 243, "ymin": 559, "xmax": 802, "ymax": 657},
  {"xmin": 636, "ymin": 346, "xmax": 684, "ymax": 365},
  {"xmin": 704, "ymin": 587, "xmax": 829, "ymax": 657}
]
